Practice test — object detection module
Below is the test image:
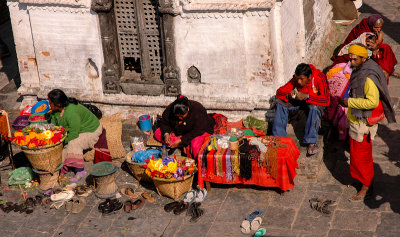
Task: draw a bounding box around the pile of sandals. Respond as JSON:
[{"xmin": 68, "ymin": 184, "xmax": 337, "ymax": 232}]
[{"xmin": 309, "ymin": 197, "xmax": 337, "ymax": 216}]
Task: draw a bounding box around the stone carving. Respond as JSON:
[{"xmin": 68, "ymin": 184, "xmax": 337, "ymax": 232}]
[
  {"xmin": 164, "ymin": 65, "xmax": 181, "ymax": 96},
  {"xmin": 187, "ymin": 65, "xmax": 201, "ymax": 83},
  {"xmin": 91, "ymin": 0, "xmax": 112, "ymax": 12}
]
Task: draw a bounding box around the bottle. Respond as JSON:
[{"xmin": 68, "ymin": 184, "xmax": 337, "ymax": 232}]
[{"xmin": 161, "ymin": 145, "xmax": 167, "ymax": 158}]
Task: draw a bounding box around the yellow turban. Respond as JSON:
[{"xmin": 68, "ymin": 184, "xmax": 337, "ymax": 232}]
[{"xmin": 348, "ymin": 44, "xmax": 368, "ymax": 58}]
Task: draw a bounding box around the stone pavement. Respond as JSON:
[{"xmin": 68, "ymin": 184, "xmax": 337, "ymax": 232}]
[{"xmin": 0, "ymin": 0, "xmax": 400, "ymax": 236}]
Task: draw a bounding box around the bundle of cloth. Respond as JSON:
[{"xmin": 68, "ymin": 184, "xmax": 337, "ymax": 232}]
[{"xmin": 326, "ymin": 62, "xmax": 352, "ymax": 140}]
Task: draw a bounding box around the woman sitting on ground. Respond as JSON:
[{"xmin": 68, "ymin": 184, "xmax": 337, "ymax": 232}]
[
  {"xmin": 154, "ymin": 95, "xmax": 215, "ymax": 158},
  {"xmin": 342, "ymin": 14, "xmax": 384, "ymax": 48},
  {"xmin": 47, "ymin": 89, "xmax": 103, "ymax": 182}
]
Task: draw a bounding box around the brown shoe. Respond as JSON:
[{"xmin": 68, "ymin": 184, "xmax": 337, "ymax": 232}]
[
  {"xmin": 124, "ymin": 200, "xmax": 133, "ymax": 213},
  {"xmin": 65, "ymin": 199, "xmax": 74, "ymax": 213},
  {"xmin": 141, "ymin": 192, "xmax": 155, "ymax": 203},
  {"xmin": 121, "ymin": 188, "xmax": 138, "ymax": 199},
  {"xmin": 71, "ymin": 198, "xmax": 86, "ymax": 214}
]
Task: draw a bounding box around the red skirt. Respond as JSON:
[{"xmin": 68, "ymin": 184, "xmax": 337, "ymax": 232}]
[{"xmin": 349, "ymin": 134, "xmax": 374, "ymax": 186}]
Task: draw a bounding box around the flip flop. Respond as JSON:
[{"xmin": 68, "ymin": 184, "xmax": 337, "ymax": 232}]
[
  {"xmin": 183, "ymin": 190, "xmax": 196, "ymax": 204},
  {"xmin": 245, "ymin": 208, "xmax": 264, "ymax": 222},
  {"xmin": 251, "ymin": 217, "xmax": 263, "ymax": 231},
  {"xmin": 240, "ymin": 220, "xmax": 251, "ymax": 234},
  {"xmin": 131, "ymin": 198, "xmax": 145, "ymax": 210},
  {"xmin": 164, "ymin": 201, "xmax": 182, "ymax": 212},
  {"xmin": 254, "ymin": 228, "xmax": 267, "ymax": 237},
  {"xmin": 141, "ymin": 192, "xmax": 155, "ymax": 203},
  {"xmin": 72, "ymin": 197, "xmax": 86, "ymax": 214},
  {"xmin": 194, "ymin": 188, "xmax": 207, "ymax": 203},
  {"xmin": 65, "ymin": 199, "xmax": 74, "ymax": 213},
  {"xmin": 50, "ymin": 190, "xmax": 74, "ymax": 202}
]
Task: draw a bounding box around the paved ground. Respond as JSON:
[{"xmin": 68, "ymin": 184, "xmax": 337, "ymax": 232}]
[{"xmin": 0, "ymin": 0, "xmax": 400, "ymax": 236}]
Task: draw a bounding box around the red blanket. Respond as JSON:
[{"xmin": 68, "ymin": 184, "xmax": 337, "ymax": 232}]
[
  {"xmin": 372, "ymin": 43, "xmax": 398, "ymax": 75},
  {"xmin": 343, "ymin": 18, "xmax": 372, "ymax": 47}
]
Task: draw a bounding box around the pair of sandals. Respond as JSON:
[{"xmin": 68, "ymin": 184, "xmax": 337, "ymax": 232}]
[
  {"xmin": 98, "ymin": 199, "xmax": 123, "ymax": 215},
  {"xmin": 309, "ymin": 197, "xmax": 337, "ymax": 215},
  {"xmin": 241, "ymin": 208, "xmax": 264, "ymax": 235},
  {"xmin": 183, "ymin": 187, "xmax": 207, "ymax": 204},
  {"xmin": 163, "ymin": 201, "xmax": 204, "ymax": 222}
]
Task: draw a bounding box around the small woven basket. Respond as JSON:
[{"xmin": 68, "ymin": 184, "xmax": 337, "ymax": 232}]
[
  {"xmin": 22, "ymin": 143, "xmax": 63, "ymax": 173},
  {"xmin": 125, "ymin": 151, "xmax": 153, "ymax": 183},
  {"xmin": 150, "ymin": 155, "xmax": 196, "ymax": 200},
  {"xmin": 152, "ymin": 174, "xmax": 195, "ymax": 200},
  {"xmin": 38, "ymin": 170, "xmax": 60, "ymax": 191},
  {"xmin": 94, "ymin": 173, "xmax": 118, "ymax": 199}
]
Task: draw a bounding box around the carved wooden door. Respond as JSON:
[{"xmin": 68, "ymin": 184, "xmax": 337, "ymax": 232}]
[{"xmin": 114, "ymin": 0, "xmax": 163, "ymax": 81}]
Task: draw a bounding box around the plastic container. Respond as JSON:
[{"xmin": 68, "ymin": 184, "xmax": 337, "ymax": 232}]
[
  {"xmin": 139, "ymin": 114, "xmax": 152, "ymax": 131},
  {"xmin": 229, "ymin": 136, "xmax": 239, "ymax": 151},
  {"xmin": 31, "ymin": 100, "xmax": 50, "ymax": 114},
  {"xmin": 131, "ymin": 137, "xmax": 145, "ymax": 152},
  {"xmin": 161, "ymin": 145, "xmax": 167, "ymax": 158}
]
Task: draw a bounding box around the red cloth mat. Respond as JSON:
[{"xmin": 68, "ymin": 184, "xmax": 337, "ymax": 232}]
[{"xmin": 197, "ymin": 136, "xmax": 300, "ymax": 191}]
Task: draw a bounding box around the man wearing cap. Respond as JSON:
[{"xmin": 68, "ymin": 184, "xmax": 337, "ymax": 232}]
[
  {"xmin": 341, "ymin": 43, "xmax": 396, "ymax": 202},
  {"xmin": 273, "ymin": 63, "xmax": 330, "ymax": 156}
]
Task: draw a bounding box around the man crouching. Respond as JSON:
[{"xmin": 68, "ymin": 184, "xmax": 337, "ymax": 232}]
[{"xmin": 272, "ymin": 63, "xmax": 330, "ymax": 156}]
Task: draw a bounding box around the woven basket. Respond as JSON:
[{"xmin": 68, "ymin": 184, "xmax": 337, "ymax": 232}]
[
  {"xmin": 23, "ymin": 143, "xmax": 63, "ymax": 173},
  {"xmin": 125, "ymin": 151, "xmax": 153, "ymax": 183},
  {"xmin": 94, "ymin": 173, "xmax": 118, "ymax": 199},
  {"xmin": 38, "ymin": 170, "xmax": 60, "ymax": 191},
  {"xmin": 153, "ymin": 174, "xmax": 195, "ymax": 200}
]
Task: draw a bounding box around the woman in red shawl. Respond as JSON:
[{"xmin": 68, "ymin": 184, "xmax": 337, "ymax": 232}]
[
  {"xmin": 366, "ymin": 34, "xmax": 397, "ymax": 84},
  {"xmin": 342, "ymin": 14, "xmax": 384, "ymax": 47}
]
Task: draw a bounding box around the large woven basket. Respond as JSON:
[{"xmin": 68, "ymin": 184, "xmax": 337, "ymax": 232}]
[
  {"xmin": 94, "ymin": 173, "xmax": 118, "ymax": 199},
  {"xmin": 153, "ymin": 174, "xmax": 195, "ymax": 200},
  {"xmin": 23, "ymin": 143, "xmax": 63, "ymax": 173},
  {"xmin": 125, "ymin": 151, "xmax": 153, "ymax": 183}
]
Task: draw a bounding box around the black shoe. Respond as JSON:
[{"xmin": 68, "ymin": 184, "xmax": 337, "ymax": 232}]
[{"xmin": 164, "ymin": 201, "xmax": 182, "ymax": 213}]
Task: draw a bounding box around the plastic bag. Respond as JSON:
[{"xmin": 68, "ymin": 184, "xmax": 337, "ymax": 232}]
[
  {"xmin": 132, "ymin": 149, "xmax": 162, "ymax": 164},
  {"xmin": 8, "ymin": 167, "xmax": 34, "ymax": 185},
  {"xmin": 243, "ymin": 116, "xmax": 269, "ymax": 134}
]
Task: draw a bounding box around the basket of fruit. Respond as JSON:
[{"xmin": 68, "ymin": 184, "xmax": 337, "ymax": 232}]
[{"xmin": 11, "ymin": 124, "xmax": 67, "ymax": 173}]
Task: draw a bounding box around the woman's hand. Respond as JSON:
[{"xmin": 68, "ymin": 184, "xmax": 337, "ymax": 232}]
[
  {"xmin": 170, "ymin": 138, "xmax": 182, "ymax": 148},
  {"xmin": 164, "ymin": 133, "xmax": 171, "ymax": 145}
]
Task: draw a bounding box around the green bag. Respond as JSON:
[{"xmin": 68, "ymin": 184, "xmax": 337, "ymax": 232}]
[
  {"xmin": 243, "ymin": 116, "xmax": 269, "ymax": 134},
  {"xmin": 8, "ymin": 167, "xmax": 34, "ymax": 185}
]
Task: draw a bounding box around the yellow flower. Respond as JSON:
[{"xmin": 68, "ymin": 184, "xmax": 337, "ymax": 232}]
[
  {"xmin": 167, "ymin": 162, "xmax": 178, "ymax": 173},
  {"xmin": 42, "ymin": 130, "xmax": 54, "ymax": 139},
  {"xmin": 154, "ymin": 159, "xmax": 164, "ymax": 171}
]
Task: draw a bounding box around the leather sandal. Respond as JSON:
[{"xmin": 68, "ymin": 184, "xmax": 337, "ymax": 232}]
[
  {"xmin": 124, "ymin": 200, "xmax": 133, "ymax": 213},
  {"xmin": 131, "ymin": 198, "xmax": 145, "ymax": 210}
]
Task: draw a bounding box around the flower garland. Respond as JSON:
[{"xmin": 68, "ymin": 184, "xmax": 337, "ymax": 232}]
[
  {"xmin": 11, "ymin": 125, "xmax": 66, "ymax": 148},
  {"xmin": 144, "ymin": 155, "xmax": 196, "ymax": 180}
]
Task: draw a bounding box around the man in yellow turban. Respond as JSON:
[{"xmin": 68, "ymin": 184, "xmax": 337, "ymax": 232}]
[{"xmin": 341, "ymin": 43, "xmax": 396, "ymax": 202}]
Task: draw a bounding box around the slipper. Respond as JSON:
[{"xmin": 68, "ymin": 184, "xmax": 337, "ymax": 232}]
[
  {"xmin": 307, "ymin": 143, "xmax": 319, "ymax": 156},
  {"xmin": 183, "ymin": 190, "xmax": 196, "ymax": 204},
  {"xmin": 131, "ymin": 198, "xmax": 145, "ymax": 210},
  {"xmin": 194, "ymin": 188, "xmax": 207, "ymax": 203},
  {"xmin": 189, "ymin": 203, "xmax": 204, "ymax": 222},
  {"xmin": 251, "ymin": 217, "xmax": 262, "ymax": 231},
  {"xmin": 164, "ymin": 201, "xmax": 182, "ymax": 213},
  {"xmin": 141, "ymin": 192, "xmax": 155, "ymax": 203},
  {"xmin": 309, "ymin": 198, "xmax": 335, "ymax": 215},
  {"xmin": 42, "ymin": 197, "xmax": 52, "ymax": 208},
  {"xmin": 121, "ymin": 188, "xmax": 138, "ymax": 199},
  {"xmin": 64, "ymin": 183, "xmax": 78, "ymax": 191},
  {"xmin": 34, "ymin": 195, "xmax": 43, "ymax": 206},
  {"xmin": 241, "ymin": 220, "xmax": 251, "ymax": 234},
  {"xmin": 50, "ymin": 190, "xmax": 74, "ymax": 202},
  {"xmin": 173, "ymin": 202, "xmax": 189, "ymax": 215},
  {"xmin": 75, "ymin": 186, "xmax": 92, "ymax": 197},
  {"xmin": 254, "ymin": 228, "xmax": 267, "ymax": 237}
]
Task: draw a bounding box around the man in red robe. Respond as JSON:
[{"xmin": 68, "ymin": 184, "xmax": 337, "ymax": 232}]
[
  {"xmin": 273, "ymin": 63, "xmax": 330, "ymax": 156},
  {"xmin": 366, "ymin": 35, "xmax": 397, "ymax": 84}
]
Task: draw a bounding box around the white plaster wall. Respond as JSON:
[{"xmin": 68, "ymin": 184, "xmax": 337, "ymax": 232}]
[
  {"xmin": 27, "ymin": 7, "xmax": 103, "ymax": 98},
  {"xmin": 7, "ymin": 2, "xmax": 40, "ymax": 94},
  {"xmin": 280, "ymin": 0, "xmax": 303, "ymax": 81},
  {"xmin": 243, "ymin": 12, "xmax": 274, "ymax": 104},
  {"xmin": 175, "ymin": 16, "xmax": 248, "ymax": 100}
]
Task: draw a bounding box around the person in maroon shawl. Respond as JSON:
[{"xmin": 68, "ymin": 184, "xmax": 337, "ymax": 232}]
[
  {"xmin": 366, "ymin": 34, "xmax": 398, "ymax": 84},
  {"xmin": 343, "ymin": 14, "xmax": 384, "ymax": 47}
]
